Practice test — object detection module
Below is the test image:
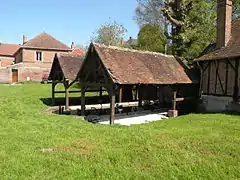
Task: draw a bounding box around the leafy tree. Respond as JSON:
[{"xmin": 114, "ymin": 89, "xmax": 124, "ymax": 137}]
[
  {"xmin": 76, "ymin": 44, "xmax": 88, "ymax": 52},
  {"xmin": 91, "ymin": 20, "xmax": 127, "ymax": 46},
  {"xmin": 161, "ymin": 0, "xmax": 217, "ymax": 59},
  {"xmin": 233, "ymin": 0, "xmax": 240, "ymax": 19},
  {"xmin": 134, "ymin": 0, "xmax": 239, "ymax": 60},
  {"xmin": 134, "ymin": 0, "xmax": 165, "ymax": 28},
  {"xmin": 137, "ymin": 24, "xmax": 167, "ymax": 53}
]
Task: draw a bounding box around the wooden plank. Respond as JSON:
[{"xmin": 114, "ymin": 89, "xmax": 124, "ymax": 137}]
[{"xmin": 69, "ymin": 101, "xmax": 139, "ymax": 111}]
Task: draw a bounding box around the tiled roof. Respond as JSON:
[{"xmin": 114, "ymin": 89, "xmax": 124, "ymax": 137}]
[
  {"xmin": 72, "ymin": 48, "xmax": 85, "ymax": 55},
  {"xmin": 91, "ymin": 43, "xmax": 198, "ymax": 85},
  {"xmin": 196, "ymin": 20, "xmax": 240, "ymax": 61},
  {"xmin": 49, "ymin": 53, "xmax": 84, "ymax": 81},
  {"xmin": 22, "ymin": 32, "xmax": 71, "ymax": 51},
  {"xmin": 0, "ymin": 43, "xmax": 20, "ymax": 56}
]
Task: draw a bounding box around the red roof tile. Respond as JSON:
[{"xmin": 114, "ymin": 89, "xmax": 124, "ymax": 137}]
[
  {"xmin": 22, "ymin": 32, "xmax": 71, "ymax": 51},
  {"xmin": 87, "ymin": 43, "xmax": 198, "ymax": 85},
  {"xmin": 49, "ymin": 53, "xmax": 85, "ymax": 81},
  {"xmin": 0, "ymin": 43, "xmax": 20, "ymax": 56},
  {"xmin": 72, "ymin": 48, "xmax": 85, "ymax": 55}
]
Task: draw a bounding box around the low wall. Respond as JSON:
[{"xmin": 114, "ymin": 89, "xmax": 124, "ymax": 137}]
[{"xmin": 199, "ymin": 95, "xmax": 233, "ymax": 112}]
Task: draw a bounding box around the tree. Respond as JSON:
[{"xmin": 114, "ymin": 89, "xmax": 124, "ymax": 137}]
[
  {"xmin": 76, "ymin": 44, "xmax": 88, "ymax": 52},
  {"xmin": 134, "ymin": 0, "xmax": 239, "ymax": 60},
  {"xmin": 233, "ymin": 0, "xmax": 240, "ymax": 19},
  {"xmin": 134, "ymin": 0, "xmax": 165, "ymax": 28},
  {"xmin": 137, "ymin": 24, "xmax": 167, "ymax": 53},
  {"xmin": 161, "ymin": 0, "xmax": 218, "ymax": 59},
  {"xmin": 91, "ymin": 20, "xmax": 127, "ymax": 46}
]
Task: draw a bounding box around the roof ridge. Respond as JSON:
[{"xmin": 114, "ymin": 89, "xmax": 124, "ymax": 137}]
[
  {"xmin": 0, "ymin": 43, "xmax": 20, "ymax": 46},
  {"xmin": 57, "ymin": 53, "xmax": 84, "ymax": 57},
  {"xmin": 93, "ymin": 43, "xmax": 174, "ymax": 58}
]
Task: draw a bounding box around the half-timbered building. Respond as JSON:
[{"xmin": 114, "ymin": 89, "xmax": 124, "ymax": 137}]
[{"xmin": 195, "ymin": 0, "xmax": 240, "ymax": 112}]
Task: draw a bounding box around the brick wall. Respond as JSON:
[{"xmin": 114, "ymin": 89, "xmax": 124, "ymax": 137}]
[
  {"xmin": 12, "ymin": 48, "xmax": 71, "ymax": 82},
  {"xmin": 0, "ymin": 56, "xmax": 14, "ymax": 67},
  {"xmin": 22, "ymin": 49, "xmax": 69, "ymax": 63},
  {"xmin": 0, "ymin": 67, "xmax": 12, "ymax": 83},
  {"xmin": 217, "ymin": 0, "xmax": 232, "ymax": 47}
]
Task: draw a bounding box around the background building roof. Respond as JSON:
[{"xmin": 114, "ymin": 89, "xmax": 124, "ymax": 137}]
[
  {"xmin": 22, "ymin": 32, "xmax": 71, "ymax": 51},
  {"xmin": 0, "ymin": 43, "xmax": 20, "ymax": 56}
]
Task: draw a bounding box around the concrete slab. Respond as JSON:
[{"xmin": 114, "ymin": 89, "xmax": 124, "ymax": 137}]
[{"xmin": 85, "ymin": 112, "xmax": 168, "ymax": 126}]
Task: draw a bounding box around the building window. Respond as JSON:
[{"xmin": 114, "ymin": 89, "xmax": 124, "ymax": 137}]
[{"xmin": 36, "ymin": 52, "xmax": 43, "ymax": 62}]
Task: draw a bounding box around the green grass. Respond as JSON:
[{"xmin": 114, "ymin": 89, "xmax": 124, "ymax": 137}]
[{"xmin": 0, "ymin": 84, "xmax": 239, "ymax": 179}]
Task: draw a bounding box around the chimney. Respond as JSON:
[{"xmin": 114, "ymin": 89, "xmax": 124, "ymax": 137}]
[
  {"xmin": 23, "ymin": 34, "xmax": 27, "ymax": 44},
  {"xmin": 216, "ymin": 0, "xmax": 232, "ymax": 48},
  {"xmin": 71, "ymin": 42, "xmax": 75, "ymax": 49}
]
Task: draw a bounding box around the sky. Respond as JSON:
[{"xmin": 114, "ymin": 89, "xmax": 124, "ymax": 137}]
[{"xmin": 0, "ymin": 0, "xmax": 139, "ymax": 47}]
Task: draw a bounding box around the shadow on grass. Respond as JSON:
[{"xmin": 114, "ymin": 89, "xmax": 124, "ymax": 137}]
[{"xmin": 40, "ymin": 95, "xmax": 110, "ymax": 107}]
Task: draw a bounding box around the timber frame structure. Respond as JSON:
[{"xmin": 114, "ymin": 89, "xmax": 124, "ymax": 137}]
[
  {"xmin": 197, "ymin": 58, "xmax": 240, "ymax": 101},
  {"xmin": 77, "ymin": 43, "xmax": 198, "ymax": 124},
  {"xmin": 196, "ymin": 20, "xmax": 240, "ymax": 103},
  {"xmin": 48, "ymin": 53, "xmax": 85, "ymax": 109}
]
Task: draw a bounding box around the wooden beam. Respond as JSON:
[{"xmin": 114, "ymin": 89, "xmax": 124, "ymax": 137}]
[
  {"xmin": 51, "ymin": 82, "xmax": 57, "ymax": 106},
  {"xmin": 233, "ymin": 59, "xmax": 239, "ymax": 101},
  {"xmin": 215, "ymin": 61, "xmax": 225, "ymax": 94},
  {"xmin": 109, "ymin": 90, "xmax": 115, "ymax": 125},
  {"xmin": 225, "ymin": 60, "xmax": 229, "ymax": 95},
  {"xmin": 64, "ymin": 80, "xmax": 70, "ymax": 110},
  {"xmin": 118, "ymin": 87, "xmax": 123, "ymax": 103},
  {"xmin": 138, "ymin": 86, "xmax": 143, "ymax": 107},
  {"xmin": 54, "ymin": 90, "xmax": 81, "ymax": 94},
  {"xmin": 172, "ymin": 91, "xmax": 177, "ymax": 110},
  {"xmin": 214, "ymin": 61, "xmax": 218, "ymax": 94},
  {"xmin": 81, "ymin": 87, "xmax": 86, "ymax": 116},
  {"xmin": 207, "ymin": 61, "xmax": 211, "ymax": 93}
]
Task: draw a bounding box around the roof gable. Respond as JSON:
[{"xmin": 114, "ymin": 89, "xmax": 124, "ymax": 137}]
[
  {"xmin": 49, "ymin": 53, "xmax": 84, "ymax": 81},
  {"xmin": 0, "ymin": 43, "xmax": 20, "ymax": 56},
  {"xmin": 23, "ymin": 32, "xmax": 71, "ymax": 51},
  {"xmin": 82, "ymin": 43, "xmax": 197, "ymax": 85},
  {"xmin": 196, "ymin": 20, "xmax": 240, "ymax": 61}
]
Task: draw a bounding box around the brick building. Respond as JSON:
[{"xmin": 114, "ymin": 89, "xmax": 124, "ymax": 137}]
[{"xmin": 0, "ymin": 32, "xmax": 75, "ymax": 83}]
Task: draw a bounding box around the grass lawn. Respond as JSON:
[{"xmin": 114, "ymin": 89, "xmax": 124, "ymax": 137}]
[{"xmin": 0, "ymin": 84, "xmax": 239, "ymax": 179}]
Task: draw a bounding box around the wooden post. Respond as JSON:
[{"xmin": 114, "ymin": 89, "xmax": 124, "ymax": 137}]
[
  {"xmin": 109, "ymin": 90, "xmax": 115, "ymax": 125},
  {"xmin": 119, "ymin": 87, "xmax": 122, "ymax": 103},
  {"xmin": 81, "ymin": 87, "xmax": 86, "ymax": 116},
  {"xmin": 168, "ymin": 88, "xmax": 178, "ymax": 118},
  {"xmin": 172, "ymin": 91, "xmax": 177, "ymax": 110},
  {"xmin": 99, "ymin": 86, "xmax": 103, "ymax": 99},
  {"xmin": 234, "ymin": 59, "xmax": 239, "ymax": 102},
  {"xmin": 64, "ymin": 80, "xmax": 70, "ymax": 110},
  {"xmin": 51, "ymin": 82, "xmax": 56, "ymax": 106}
]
